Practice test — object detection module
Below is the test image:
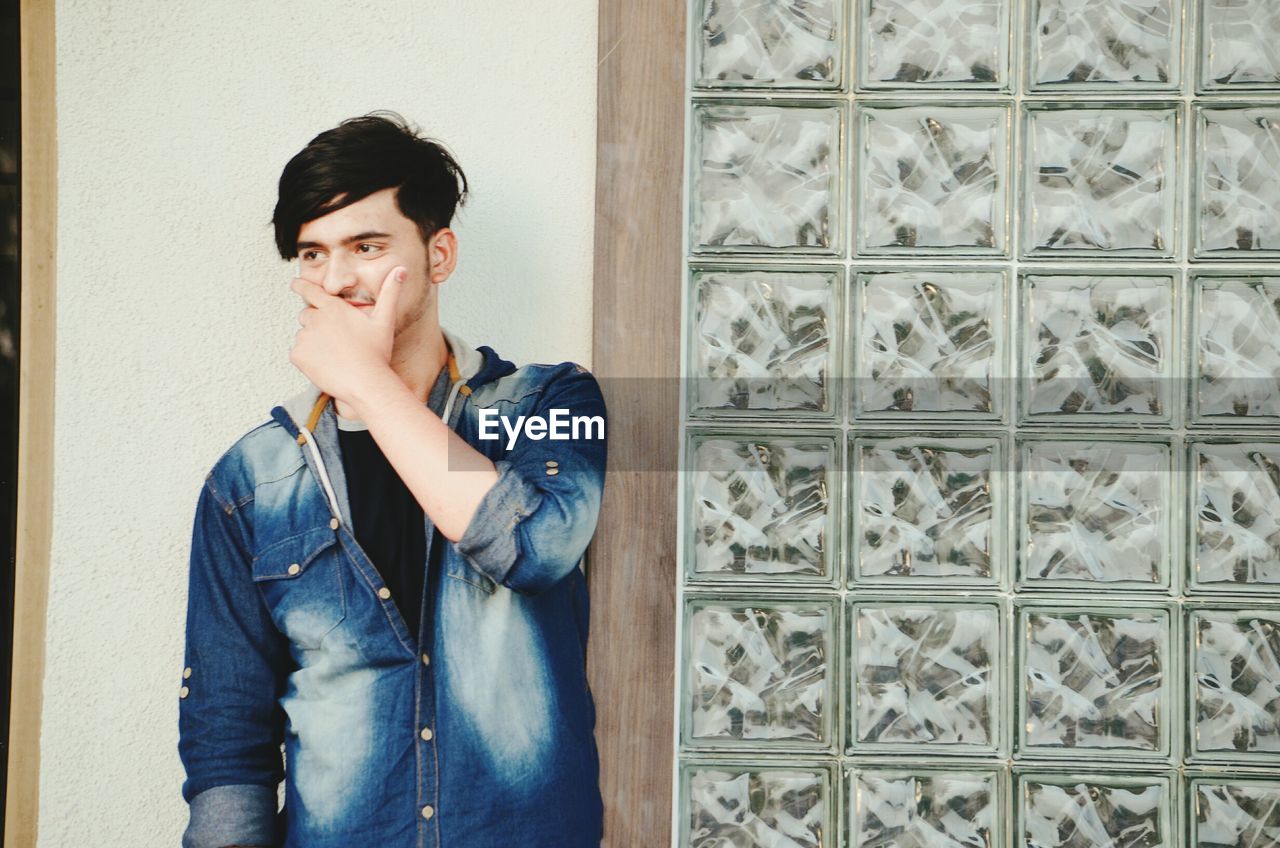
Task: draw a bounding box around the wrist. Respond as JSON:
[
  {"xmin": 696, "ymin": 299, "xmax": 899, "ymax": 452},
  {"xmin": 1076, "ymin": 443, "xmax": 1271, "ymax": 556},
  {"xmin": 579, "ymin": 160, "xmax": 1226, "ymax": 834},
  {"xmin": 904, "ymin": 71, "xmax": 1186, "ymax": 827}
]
[{"xmin": 345, "ymin": 365, "xmax": 410, "ymax": 419}]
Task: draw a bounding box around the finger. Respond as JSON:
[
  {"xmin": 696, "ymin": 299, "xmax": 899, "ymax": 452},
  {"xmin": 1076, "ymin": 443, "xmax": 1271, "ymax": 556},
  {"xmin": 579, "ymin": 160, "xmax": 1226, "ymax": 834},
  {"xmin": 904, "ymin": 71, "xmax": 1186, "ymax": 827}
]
[
  {"xmin": 291, "ymin": 277, "xmax": 333, "ymax": 308},
  {"xmin": 371, "ymin": 266, "xmax": 406, "ymax": 326}
]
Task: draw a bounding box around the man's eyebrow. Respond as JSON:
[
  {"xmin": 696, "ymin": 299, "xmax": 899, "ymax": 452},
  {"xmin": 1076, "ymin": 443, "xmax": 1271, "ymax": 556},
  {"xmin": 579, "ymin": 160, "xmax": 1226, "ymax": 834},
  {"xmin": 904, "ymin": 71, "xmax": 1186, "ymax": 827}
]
[
  {"xmin": 296, "ymin": 231, "xmax": 393, "ymax": 250},
  {"xmin": 345, "ymin": 231, "xmax": 392, "ymax": 244}
]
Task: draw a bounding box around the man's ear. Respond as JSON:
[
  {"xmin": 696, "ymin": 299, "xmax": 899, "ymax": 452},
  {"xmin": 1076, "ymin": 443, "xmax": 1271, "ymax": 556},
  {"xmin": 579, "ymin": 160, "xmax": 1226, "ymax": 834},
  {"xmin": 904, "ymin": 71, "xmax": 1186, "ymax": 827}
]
[{"xmin": 427, "ymin": 228, "xmax": 458, "ymax": 284}]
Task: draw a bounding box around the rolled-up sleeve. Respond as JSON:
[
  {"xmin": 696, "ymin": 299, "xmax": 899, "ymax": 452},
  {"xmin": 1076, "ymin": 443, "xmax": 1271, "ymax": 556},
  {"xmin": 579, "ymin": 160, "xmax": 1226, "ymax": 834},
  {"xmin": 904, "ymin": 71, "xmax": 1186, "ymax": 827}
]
[
  {"xmin": 178, "ymin": 477, "xmax": 288, "ymax": 848},
  {"xmin": 182, "ymin": 784, "xmax": 281, "ymax": 848},
  {"xmin": 455, "ymin": 364, "xmax": 608, "ymax": 595}
]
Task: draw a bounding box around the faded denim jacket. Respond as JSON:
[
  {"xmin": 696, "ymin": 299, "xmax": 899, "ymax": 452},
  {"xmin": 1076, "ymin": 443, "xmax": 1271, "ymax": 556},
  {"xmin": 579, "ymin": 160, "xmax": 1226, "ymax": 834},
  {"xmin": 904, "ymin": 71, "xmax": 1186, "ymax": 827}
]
[{"xmin": 178, "ymin": 328, "xmax": 607, "ymax": 848}]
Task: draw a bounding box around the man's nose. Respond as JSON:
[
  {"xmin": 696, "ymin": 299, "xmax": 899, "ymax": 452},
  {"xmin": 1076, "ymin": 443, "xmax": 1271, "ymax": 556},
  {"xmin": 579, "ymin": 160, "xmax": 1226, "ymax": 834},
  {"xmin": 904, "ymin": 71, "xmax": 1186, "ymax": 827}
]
[{"xmin": 321, "ymin": 253, "xmax": 357, "ymax": 296}]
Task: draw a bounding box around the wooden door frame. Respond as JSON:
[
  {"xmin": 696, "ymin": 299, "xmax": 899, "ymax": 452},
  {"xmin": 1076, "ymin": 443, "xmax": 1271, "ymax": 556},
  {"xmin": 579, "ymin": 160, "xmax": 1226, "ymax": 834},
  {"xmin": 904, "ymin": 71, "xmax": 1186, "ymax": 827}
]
[
  {"xmin": 587, "ymin": 0, "xmax": 684, "ymax": 844},
  {"xmin": 5, "ymin": 1, "xmax": 56, "ymax": 846}
]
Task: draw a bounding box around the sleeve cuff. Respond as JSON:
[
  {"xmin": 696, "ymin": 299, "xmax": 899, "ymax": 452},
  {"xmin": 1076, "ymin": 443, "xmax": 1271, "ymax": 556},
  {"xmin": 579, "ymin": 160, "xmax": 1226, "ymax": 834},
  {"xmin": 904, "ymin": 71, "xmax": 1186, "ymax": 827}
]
[
  {"xmin": 454, "ymin": 459, "xmax": 542, "ymax": 586},
  {"xmin": 182, "ymin": 783, "xmax": 281, "ymax": 848}
]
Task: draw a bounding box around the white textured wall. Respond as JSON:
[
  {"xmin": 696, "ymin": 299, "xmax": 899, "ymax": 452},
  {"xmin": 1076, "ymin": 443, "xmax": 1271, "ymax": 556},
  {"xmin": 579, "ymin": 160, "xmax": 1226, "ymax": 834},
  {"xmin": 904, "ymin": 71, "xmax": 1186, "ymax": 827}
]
[{"xmin": 41, "ymin": 2, "xmax": 597, "ymax": 844}]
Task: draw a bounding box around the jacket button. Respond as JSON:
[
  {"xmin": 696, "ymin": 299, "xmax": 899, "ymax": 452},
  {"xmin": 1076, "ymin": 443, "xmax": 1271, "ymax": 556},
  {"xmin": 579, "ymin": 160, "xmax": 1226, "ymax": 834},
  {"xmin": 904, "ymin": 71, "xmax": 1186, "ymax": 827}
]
[
  {"xmin": 546, "ymin": 467, "xmax": 560, "ymax": 476},
  {"xmin": 378, "ymin": 587, "xmax": 392, "ymax": 600},
  {"xmin": 179, "ymin": 686, "xmax": 190, "ymax": 699},
  {"xmin": 420, "ymin": 727, "xmax": 433, "ymax": 741},
  {"xmin": 421, "ymin": 805, "xmax": 435, "ymax": 820},
  {"xmin": 545, "ymin": 460, "xmax": 559, "ymax": 468},
  {"xmin": 182, "ymin": 667, "xmax": 192, "ymax": 679},
  {"xmin": 329, "ymin": 518, "xmax": 340, "ymax": 530},
  {"xmin": 288, "ymin": 563, "xmax": 301, "ymax": 575},
  {"xmin": 421, "ymin": 653, "xmax": 430, "ymax": 666}
]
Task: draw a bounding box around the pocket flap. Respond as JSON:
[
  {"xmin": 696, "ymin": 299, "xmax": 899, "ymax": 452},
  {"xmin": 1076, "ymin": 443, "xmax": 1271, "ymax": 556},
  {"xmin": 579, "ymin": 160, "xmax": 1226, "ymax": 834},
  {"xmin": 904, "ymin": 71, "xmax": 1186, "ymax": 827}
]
[{"xmin": 252, "ymin": 525, "xmax": 338, "ymax": 581}]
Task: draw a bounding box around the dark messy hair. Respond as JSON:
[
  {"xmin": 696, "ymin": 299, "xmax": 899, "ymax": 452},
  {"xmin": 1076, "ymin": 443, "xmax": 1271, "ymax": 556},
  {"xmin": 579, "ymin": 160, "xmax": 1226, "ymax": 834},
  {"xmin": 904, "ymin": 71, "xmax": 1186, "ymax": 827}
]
[{"xmin": 271, "ymin": 111, "xmax": 469, "ymax": 259}]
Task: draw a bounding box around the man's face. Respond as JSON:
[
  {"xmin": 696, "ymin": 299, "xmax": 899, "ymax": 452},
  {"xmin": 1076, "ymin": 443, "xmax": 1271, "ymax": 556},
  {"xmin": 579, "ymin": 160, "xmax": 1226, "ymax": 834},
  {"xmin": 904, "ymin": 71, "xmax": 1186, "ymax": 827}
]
[{"xmin": 295, "ymin": 187, "xmax": 438, "ymax": 338}]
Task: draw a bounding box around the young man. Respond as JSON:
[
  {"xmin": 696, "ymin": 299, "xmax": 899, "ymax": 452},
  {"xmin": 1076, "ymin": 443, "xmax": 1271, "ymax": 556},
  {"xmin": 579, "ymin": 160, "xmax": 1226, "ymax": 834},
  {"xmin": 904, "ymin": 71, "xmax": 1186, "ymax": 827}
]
[{"xmin": 178, "ymin": 114, "xmax": 607, "ymax": 848}]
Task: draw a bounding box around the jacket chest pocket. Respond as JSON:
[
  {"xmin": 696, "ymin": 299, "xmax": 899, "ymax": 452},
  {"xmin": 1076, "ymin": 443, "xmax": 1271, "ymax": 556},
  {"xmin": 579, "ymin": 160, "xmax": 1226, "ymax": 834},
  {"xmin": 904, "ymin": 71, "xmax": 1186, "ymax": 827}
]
[{"xmin": 252, "ymin": 526, "xmax": 348, "ymax": 650}]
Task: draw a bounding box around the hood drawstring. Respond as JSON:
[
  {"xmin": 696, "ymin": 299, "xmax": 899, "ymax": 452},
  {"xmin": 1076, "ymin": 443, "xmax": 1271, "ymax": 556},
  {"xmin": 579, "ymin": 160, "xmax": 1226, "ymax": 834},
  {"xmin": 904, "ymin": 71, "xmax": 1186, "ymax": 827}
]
[
  {"xmin": 294, "ymin": 352, "xmax": 472, "ymax": 523},
  {"xmin": 442, "ymin": 351, "xmax": 472, "ymax": 425},
  {"xmin": 299, "ymin": 420, "xmax": 343, "ymax": 522},
  {"xmin": 294, "ymin": 392, "xmax": 341, "ymax": 520}
]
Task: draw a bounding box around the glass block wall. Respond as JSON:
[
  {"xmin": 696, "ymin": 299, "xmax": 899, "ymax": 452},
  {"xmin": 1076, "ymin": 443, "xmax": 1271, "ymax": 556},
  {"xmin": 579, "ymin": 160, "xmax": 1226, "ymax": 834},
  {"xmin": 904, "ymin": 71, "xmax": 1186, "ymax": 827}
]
[{"xmin": 676, "ymin": 1, "xmax": 1280, "ymax": 845}]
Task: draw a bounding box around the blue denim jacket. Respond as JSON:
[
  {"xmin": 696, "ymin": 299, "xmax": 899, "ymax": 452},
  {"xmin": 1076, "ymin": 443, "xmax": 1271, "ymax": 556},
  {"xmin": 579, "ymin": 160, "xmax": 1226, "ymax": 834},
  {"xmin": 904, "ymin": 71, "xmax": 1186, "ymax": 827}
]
[{"xmin": 178, "ymin": 328, "xmax": 607, "ymax": 848}]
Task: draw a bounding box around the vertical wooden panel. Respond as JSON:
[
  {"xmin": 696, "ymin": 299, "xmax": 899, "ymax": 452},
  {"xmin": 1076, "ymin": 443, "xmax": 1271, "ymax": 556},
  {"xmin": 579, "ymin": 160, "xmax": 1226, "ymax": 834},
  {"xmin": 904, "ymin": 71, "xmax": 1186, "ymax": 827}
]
[
  {"xmin": 5, "ymin": 1, "xmax": 55, "ymax": 846},
  {"xmin": 588, "ymin": 0, "xmax": 684, "ymax": 844}
]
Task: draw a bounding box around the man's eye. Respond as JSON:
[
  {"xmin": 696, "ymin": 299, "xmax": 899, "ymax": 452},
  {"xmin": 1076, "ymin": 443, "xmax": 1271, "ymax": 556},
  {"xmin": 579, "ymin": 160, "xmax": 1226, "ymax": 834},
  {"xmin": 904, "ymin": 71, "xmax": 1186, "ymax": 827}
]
[
  {"xmin": 301, "ymin": 250, "xmax": 323, "ymax": 262},
  {"xmin": 356, "ymin": 243, "xmax": 380, "ymax": 254}
]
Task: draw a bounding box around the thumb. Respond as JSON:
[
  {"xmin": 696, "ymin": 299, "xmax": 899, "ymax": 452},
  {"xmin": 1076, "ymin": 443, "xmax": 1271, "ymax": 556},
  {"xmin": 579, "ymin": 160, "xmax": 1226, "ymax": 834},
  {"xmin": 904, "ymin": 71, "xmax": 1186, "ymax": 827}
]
[{"xmin": 372, "ymin": 266, "xmax": 406, "ymax": 326}]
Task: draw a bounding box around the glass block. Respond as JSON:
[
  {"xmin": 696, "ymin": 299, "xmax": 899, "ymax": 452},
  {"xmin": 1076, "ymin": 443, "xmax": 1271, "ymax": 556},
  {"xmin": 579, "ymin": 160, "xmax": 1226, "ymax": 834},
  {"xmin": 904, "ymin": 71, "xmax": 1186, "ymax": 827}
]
[
  {"xmin": 688, "ymin": 268, "xmax": 840, "ymax": 417},
  {"xmin": 691, "ymin": 102, "xmax": 843, "ymax": 255},
  {"xmin": 682, "ymin": 761, "xmax": 832, "ymax": 848},
  {"xmin": 1192, "ymin": 276, "xmax": 1280, "ymax": 421},
  {"xmin": 1199, "ymin": 0, "xmax": 1280, "ymax": 90},
  {"xmin": 1190, "ymin": 441, "xmax": 1280, "ymax": 591},
  {"xmin": 1194, "ymin": 107, "xmax": 1280, "ymax": 258},
  {"xmin": 851, "ymin": 435, "xmax": 1002, "ymax": 586},
  {"xmin": 859, "ymin": 0, "xmax": 1009, "ymax": 89},
  {"xmin": 1018, "ymin": 440, "xmax": 1172, "ymax": 590},
  {"xmin": 849, "ymin": 767, "xmax": 1001, "ymax": 847},
  {"xmin": 852, "ymin": 270, "xmax": 1006, "ymax": 419},
  {"xmin": 1191, "ymin": 779, "xmax": 1280, "ymax": 846},
  {"xmin": 850, "ymin": 601, "xmax": 1003, "ymax": 754},
  {"xmin": 1018, "ymin": 772, "xmax": 1173, "ymax": 847},
  {"xmin": 1028, "ymin": 0, "xmax": 1180, "ymax": 90},
  {"xmin": 1190, "ymin": 608, "xmax": 1280, "ymax": 762},
  {"xmin": 1024, "ymin": 104, "xmax": 1179, "ymax": 258},
  {"xmin": 1018, "ymin": 605, "xmax": 1172, "ymax": 757},
  {"xmin": 686, "ymin": 432, "xmax": 838, "ymax": 583},
  {"xmin": 855, "ymin": 104, "xmax": 1009, "ymax": 255},
  {"xmin": 1021, "ymin": 274, "xmax": 1175, "ymax": 423},
  {"xmin": 684, "ymin": 598, "xmax": 835, "ymax": 749},
  {"xmin": 696, "ymin": 0, "xmax": 843, "ymax": 90}
]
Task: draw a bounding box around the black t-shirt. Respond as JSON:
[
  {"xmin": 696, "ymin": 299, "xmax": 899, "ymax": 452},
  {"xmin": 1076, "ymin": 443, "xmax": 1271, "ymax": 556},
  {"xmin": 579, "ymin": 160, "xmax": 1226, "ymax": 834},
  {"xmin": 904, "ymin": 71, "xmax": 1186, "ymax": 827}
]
[{"xmin": 336, "ymin": 364, "xmax": 451, "ymax": 642}]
